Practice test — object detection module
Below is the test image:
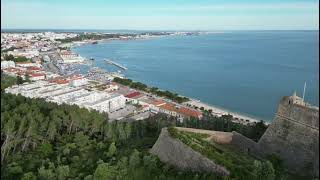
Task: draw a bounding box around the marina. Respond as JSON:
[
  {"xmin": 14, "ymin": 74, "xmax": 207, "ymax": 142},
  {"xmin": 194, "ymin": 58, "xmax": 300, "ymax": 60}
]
[{"xmin": 85, "ymin": 67, "xmax": 125, "ymax": 83}]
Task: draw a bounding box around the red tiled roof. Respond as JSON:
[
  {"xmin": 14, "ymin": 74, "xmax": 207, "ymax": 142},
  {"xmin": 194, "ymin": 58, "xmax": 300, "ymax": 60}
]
[
  {"xmin": 69, "ymin": 76, "xmax": 83, "ymax": 80},
  {"xmin": 49, "ymin": 77, "xmax": 70, "ymax": 84},
  {"xmin": 151, "ymin": 99, "xmax": 166, "ymax": 106},
  {"xmin": 29, "ymin": 73, "xmax": 45, "ymax": 77},
  {"xmin": 159, "ymin": 103, "xmax": 202, "ymax": 118},
  {"xmin": 27, "ymin": 66, "xmax": 42, "ymax": 71},
  {"xmin": 159, "ymin": 103, "xmax": 178, "ymax": 112},
  {"xmin": 178, "ymin": 107, "xmax": 202, "ymax": 118},
  {"xmin": 55, "ymin": 79, "xmax": 69, "ymax": 84},
  {"xmin": 125, "ymin": 91, "xmax": 141, "ymax": 98}
]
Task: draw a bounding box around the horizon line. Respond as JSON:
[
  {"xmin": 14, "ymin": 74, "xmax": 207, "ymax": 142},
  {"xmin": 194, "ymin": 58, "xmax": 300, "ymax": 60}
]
[{"xmin": 1, "ymin": 28, "xmax": 319, "ymax": 31}]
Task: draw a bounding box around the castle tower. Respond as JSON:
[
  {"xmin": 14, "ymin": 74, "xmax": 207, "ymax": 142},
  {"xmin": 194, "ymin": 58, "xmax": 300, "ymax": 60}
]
[
  {"xmin": 289, "ymin": 91, "xmax": 306, "ymax": 106},
  {"xmin": 257, "ymin": 94, "xmax": 319, "ymax": 177}
]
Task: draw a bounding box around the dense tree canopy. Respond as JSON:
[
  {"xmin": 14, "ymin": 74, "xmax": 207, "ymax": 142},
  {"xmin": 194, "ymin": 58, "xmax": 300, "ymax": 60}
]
[
  {"xmin": 13, "ymin": 56, "xmax": 32, "ymax": 63},
  {"xmin": 113, "ymin": 77, "xmax": 189, "ymax": 103},
  {"xmin": 1, "ymin": 74, "xmax": 17, "ymax": 91},
  {"xmin": 176, "ymin": 114, "xmax": 268, "ymax": 142},
  {"xmin": 1, "ymin": 91, "xmax": 223, "ymax": 179},
  {"xmin": 2, "ymin": 54, "xmax": 31, "ymax": 62}
]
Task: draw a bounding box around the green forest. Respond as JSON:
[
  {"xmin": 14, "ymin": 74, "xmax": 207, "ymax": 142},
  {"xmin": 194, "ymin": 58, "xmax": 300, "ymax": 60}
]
[
  {"xmin": 176, "ymin": 114, "xmax": 268, "ymax": 142},
  {"xmin": 2, "ymin": 92, "xmax": 222, "ymax": 180},
  {"xmin": 113, "ymin": 77, "xmax": 189, "ymax": 103},
  {"xmin": 2, "ymin": 54, "xmax": 32, "ymax": 62}
]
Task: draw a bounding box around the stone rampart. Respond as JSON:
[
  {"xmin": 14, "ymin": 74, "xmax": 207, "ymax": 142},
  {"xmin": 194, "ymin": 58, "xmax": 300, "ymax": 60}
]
[
  {"xmin": 230, "ymin": 131, "xmax": 260, "ymax": 155},
  {"xmin": 150, "ymin": 95, "xmax": 319, "ymax": 177},
  {"xmin": 150, "ymin": 128, "xmax": 230, "ymax": 176},
  {"xmin": 258, "ymin": 96, "xmax": 319, "ymax": 177},
  {"xmin": 277, "ymin": 96, "xmax": 319, "ymax": 129}
]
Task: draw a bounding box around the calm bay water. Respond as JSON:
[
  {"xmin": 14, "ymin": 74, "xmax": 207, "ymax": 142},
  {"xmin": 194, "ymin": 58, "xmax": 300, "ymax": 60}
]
[{"xmin": 73, "ymin": 31, "xmax": 319, "ymax": 122}]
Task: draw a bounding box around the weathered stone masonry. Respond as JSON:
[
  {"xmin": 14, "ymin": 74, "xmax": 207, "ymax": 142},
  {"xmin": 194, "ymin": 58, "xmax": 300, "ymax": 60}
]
[{"xmin": 257, "ymin": 94, "xmax": 319, "ymax": 177}]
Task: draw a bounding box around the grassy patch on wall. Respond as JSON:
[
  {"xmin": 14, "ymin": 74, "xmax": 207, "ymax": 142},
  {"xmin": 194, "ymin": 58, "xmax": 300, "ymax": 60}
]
[{"xmin": 168, "ymin": 127, "xmax": 260, "ymax": 179}]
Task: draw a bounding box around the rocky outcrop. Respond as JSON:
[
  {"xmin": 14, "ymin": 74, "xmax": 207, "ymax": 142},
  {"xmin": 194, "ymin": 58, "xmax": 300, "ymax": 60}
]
[{"xmin": 150, "ymin": 128, "xmax": 230, "ymax": 176}]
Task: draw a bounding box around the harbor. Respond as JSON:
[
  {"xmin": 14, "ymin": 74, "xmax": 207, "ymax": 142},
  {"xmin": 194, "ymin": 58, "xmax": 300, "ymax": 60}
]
[
  {"xmin": 85, "ymin": 67, "xmax": 125, "ymax": 83},
  {"xmin": 40, "ymin": 43, "xmax": 273, "ymax": 124}
]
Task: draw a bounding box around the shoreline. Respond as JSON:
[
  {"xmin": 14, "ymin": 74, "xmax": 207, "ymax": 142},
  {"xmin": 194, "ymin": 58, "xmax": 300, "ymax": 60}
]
[
  {"xmin": 69, "ymin": 35, "xmax": 270, "ymax": 125},
  {"xmin": 67, "ymin": 34, "xmax": 166, "ymax": 48},
  {"xmin": 184, "ymin": 98, "xmax": 269, "ymax": 125}
]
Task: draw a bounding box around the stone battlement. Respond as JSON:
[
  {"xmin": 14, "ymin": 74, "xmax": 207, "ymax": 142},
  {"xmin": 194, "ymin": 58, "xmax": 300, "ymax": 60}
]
[
  {"xmin": 257, "ymin": 94, "xmax": 319, "ymax": 177},
  {"xmin": 224, "ymin": 94, "xmax": 319, "ymax": 177},
  {"xmin": 278, "ymin": 95, "xmax": 319, "ymax": 129}
]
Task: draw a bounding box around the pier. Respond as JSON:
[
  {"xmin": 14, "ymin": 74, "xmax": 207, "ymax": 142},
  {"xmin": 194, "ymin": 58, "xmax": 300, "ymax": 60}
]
[{"xmin": 105, "ymin": 59, "xmax": 128, "ymax": 70}]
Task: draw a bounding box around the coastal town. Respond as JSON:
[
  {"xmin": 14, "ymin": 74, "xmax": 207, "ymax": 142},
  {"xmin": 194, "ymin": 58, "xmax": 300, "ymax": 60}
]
[{"xmin": 1, "ymin": 31, "xmax": 261, "ymax": 124}]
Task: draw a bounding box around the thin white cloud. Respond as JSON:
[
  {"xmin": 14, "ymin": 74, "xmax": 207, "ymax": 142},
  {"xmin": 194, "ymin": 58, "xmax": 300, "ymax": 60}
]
[
  {"xmin": 3, "ymin": 1, "xmax": 318, "ymax": 13},
  {"xmin": 1, "ymin": 1, "xmax": 319, "ymax": 30},
  {"xmin": 5, "ymin": 14, "xmax": 318, "ymax": 30}
]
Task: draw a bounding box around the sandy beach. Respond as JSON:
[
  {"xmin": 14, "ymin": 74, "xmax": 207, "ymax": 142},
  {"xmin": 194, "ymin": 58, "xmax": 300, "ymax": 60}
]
[{"xmin": 184, "ymin": 98, "xmax": 268, "ymax": 124}]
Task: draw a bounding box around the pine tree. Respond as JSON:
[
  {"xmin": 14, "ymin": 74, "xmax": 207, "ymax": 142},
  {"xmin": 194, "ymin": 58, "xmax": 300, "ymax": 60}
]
[{"xmin": 107, "ymin": 142, "xmax": 117, "ymax": 158}]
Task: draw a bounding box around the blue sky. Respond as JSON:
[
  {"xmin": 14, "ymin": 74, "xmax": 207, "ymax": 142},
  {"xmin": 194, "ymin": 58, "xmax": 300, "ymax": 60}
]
[{"xmin": 1, "ymin": 0, "xmax": 319, "ymax": 30}]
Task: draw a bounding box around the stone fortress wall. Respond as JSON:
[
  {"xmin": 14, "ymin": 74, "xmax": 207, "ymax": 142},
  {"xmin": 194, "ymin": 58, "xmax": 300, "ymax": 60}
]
[
  {"xmin": 229, "ymin": 93, "xmax": 319, "ymax": 177},
  {"xmin": 229, "ymin": 131, "xmax": 259, "ymax": 155},
  {"xmin": 275, "ymin": 95, "xmax": 319, "ymax": 129},
  {"xmin": 151, "ymin": 93, "xmax": 319, "ymax": 177},
  {"xmin": 150, "ymin": 128, "xmax": 230, "ymax": 176},
  {"xmin": 257, "ymin": 94, "xmax": 319, "ymax": 177}
]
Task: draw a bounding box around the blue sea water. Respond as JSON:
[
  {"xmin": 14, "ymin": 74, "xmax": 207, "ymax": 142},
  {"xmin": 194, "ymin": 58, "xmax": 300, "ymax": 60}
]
[{"xmin": 73, "ymin": 31, "xmax": 319, "ymax": 122}]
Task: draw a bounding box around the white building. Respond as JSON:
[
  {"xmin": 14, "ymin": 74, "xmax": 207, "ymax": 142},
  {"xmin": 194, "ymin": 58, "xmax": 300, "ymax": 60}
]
[
  {"xmin": 104, "ymin": 83, "xmax": 119, "ymax": 92},
  {"xmin": 5, "ymin": 81, "xmax": 126, "ymax": 114},
  {"xmin": 60, "ymin": 51, "xmax": 84, "ymax": 63},
  {"xmin": 16, "ymin": 62, "xmax": 41, "ymax": 68},
  {"xmin": 1, "ymin": 61, "xmax": 15, "ymax": 69},
  {"xmin": 48, "ymin": 89, "xmax": 89, "ymax": 105},
  {"xmin": 45, "ymin": 73, "xmax": 60, "ymax": 80},
  {"xmin": 8, "ymin": 49, "xmax": 39, "ymax": 58},
  {"xmin": 84, "ymin": 94, "xmax": 126, "ymax": 113},
  {"xmin": 67, "ymin": 92, "xmax": 108, "ymax": 107},
  {"xmin": 5, "ymin": 80, "xmax": 50, "ymax": 96},
  {"xmin": 69, "ymin": 78, "xmax": 88, "ymax": 87}
]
